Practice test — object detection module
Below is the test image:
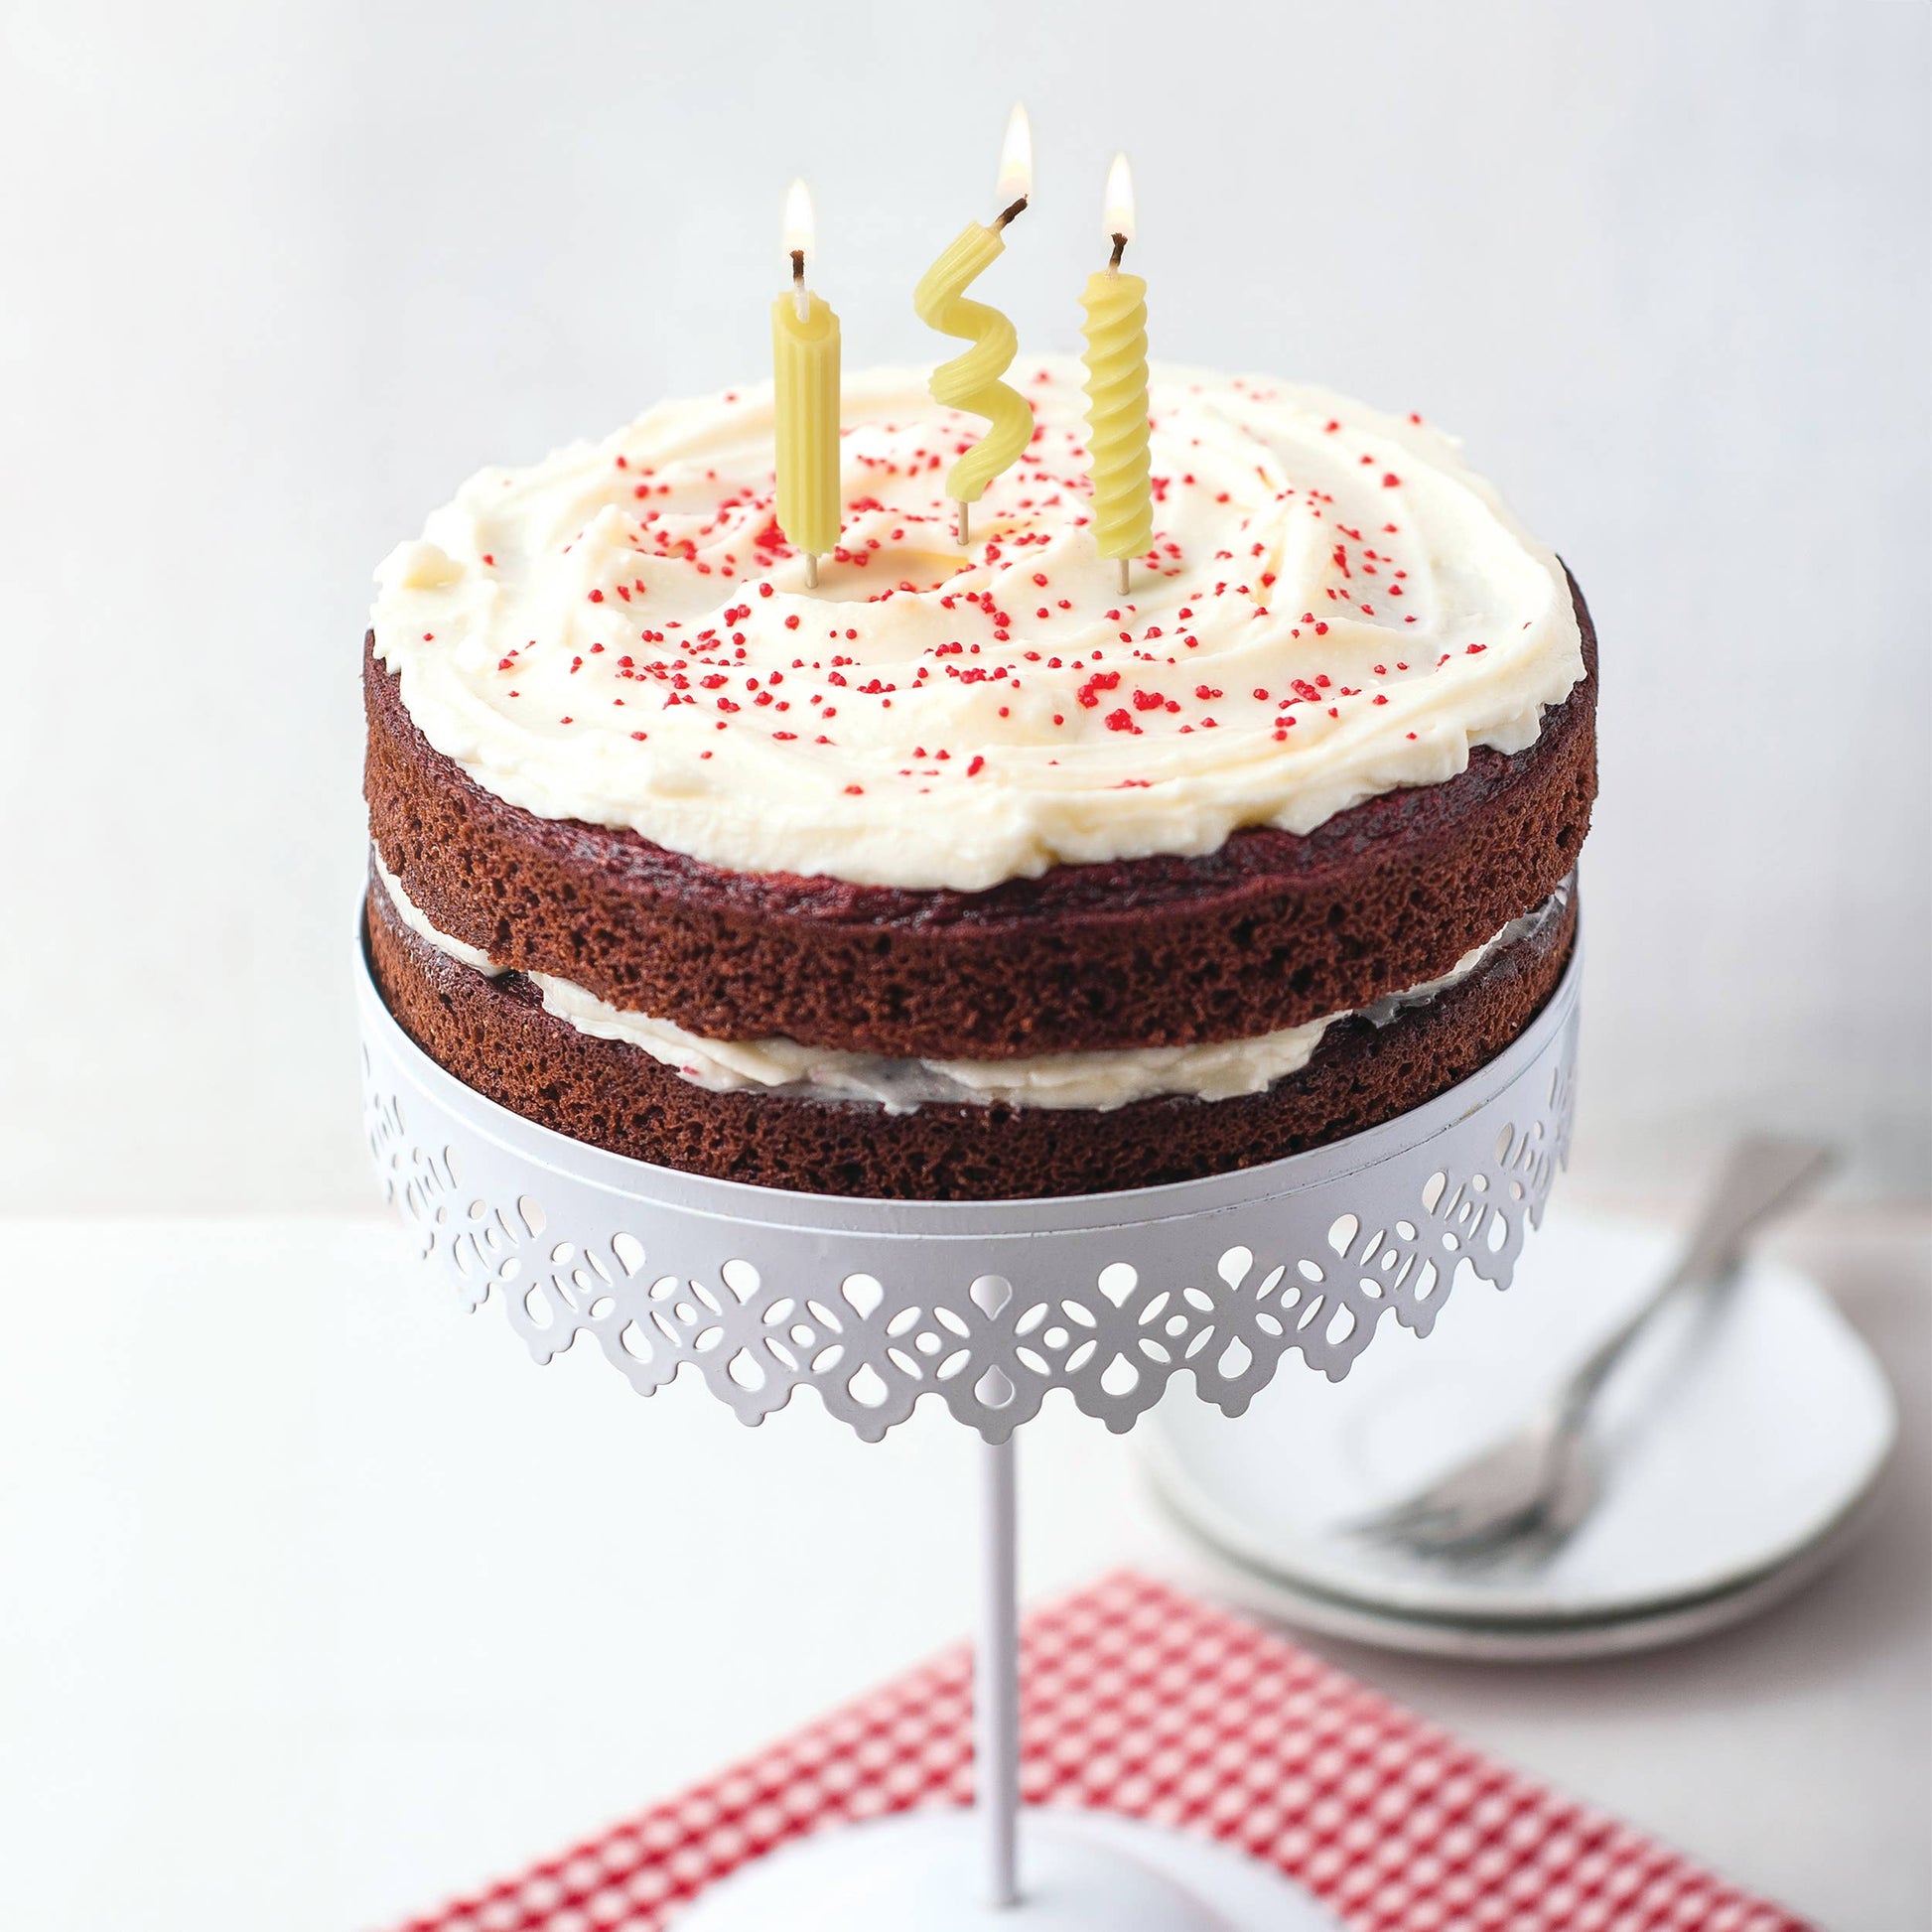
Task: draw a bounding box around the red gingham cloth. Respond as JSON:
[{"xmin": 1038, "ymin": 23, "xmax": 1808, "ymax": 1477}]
[{"xmin": 389, "ymin": 1572, "xmax": 1811, "ymax": 1932}]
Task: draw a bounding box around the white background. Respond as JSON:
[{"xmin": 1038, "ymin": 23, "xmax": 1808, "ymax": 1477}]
[{"xmin": 1, "ymin": 0, "xmax": 1927, "ymax": 1210}]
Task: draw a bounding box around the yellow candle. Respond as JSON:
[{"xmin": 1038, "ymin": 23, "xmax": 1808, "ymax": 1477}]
[
  {"xmin": 913, "ymin": 104, "xmax": 1035, "ymax": 547},
  {"xmin": 1079, "ymin": 154, "xmax": 1153, "ymax": 595},
  {"xmin": 771, "ymin": 179, "xmax": 841, "ymax": 585}
]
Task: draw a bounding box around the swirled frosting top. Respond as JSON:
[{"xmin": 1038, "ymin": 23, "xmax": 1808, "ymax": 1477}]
[{"xmin": 371, "ymin": 360, "xmax": 1583, "ymax": 892}]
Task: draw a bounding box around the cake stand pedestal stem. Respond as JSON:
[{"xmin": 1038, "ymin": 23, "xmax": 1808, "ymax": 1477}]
[{"xmin": 979, "ymin": 1433, "xmax": 1021, "ymax": 1909}]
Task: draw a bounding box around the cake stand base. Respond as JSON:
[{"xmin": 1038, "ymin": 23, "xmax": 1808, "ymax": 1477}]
[{"xmin": 672, "ymin": 1808, "xmax": 1336, "ymax": 1930}]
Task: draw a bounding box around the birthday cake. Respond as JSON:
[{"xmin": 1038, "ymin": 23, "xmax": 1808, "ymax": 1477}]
[{"xmin": 363, "ymin": 362, "xmax": 1593, "ymax": 1199}]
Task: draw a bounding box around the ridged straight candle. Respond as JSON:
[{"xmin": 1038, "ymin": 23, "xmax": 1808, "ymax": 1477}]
[
  {"xmin": 771, "ymin": 181, "xmax": 841, "ymax": 581},
  {"xmin": 1079, "ymin": 154, "xmax": 1153, "ymax": 593},
  {"xmin": 913, "ymin": 105, "xmax": 1035, "ymax": 547}
]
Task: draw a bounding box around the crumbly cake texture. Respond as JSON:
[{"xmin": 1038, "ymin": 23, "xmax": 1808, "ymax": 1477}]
[
  {"xmin": 366, "ymin": 871, "xmax": 1578, "ymax": 1200},
  {"xmin": 363, "ymin": 580, "xmax": 1591, "ymax": 1057}
]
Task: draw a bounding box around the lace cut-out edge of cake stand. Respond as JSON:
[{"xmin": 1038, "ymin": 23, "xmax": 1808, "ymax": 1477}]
[{"xmin": 356, "ymin": 921, "xmax": 1581, "ymax": 1443}]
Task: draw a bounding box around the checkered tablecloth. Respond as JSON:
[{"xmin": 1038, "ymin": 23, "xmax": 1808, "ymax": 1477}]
[{"xmin": 389, "ymin": 1571, "xmax": 1811, "ymax": 1932}]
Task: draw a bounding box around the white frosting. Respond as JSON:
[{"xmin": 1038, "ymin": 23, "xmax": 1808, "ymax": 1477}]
[
  {"xmin": 375, "ymin": 854, "xmax": 1560, "ymax": 1114},
  {"xmin": 378, "ymin": 853, "xmax": 501, "ymax": 975},
  {"xmin": 371, "ymin": 362, "xmax": 1583, "ymax": 893}
]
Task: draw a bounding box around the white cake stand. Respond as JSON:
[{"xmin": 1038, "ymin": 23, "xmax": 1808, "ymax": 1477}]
[{"xmin": 358, "ymin": 925, "xmax": 1581, "ymax": 1929}]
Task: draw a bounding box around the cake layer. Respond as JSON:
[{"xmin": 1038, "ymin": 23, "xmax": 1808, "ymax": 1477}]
[
  {"xmin": 364, "ymin": 588, "xmax": 1592, "ymax": 1058},
  {"xmin": 368, "ymin": 364, "xmax": 1587, "ymax": 895},
  {"xmin": 365, "ymin": 876, "xmax": 1578, "ymax": 1200},
  {"xmin": 375, "ymin": 848, "xmax": 1569, "ymax": 1112}
]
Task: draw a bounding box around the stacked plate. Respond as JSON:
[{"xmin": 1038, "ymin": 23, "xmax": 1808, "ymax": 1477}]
[{"xmin": 1142, "ymin": 1207, "xmax": 1896, "ymax": 1660}]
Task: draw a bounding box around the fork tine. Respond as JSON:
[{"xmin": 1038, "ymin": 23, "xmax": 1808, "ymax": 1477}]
[
  {"xmin": 1350, "ymin": 1493, "xmax": 1477, "ymax": 1544},
  {"xmin": 1341, "ymin": 1492, "xmax": 1449, "ymax": 1539},
  {"xmin": 1362, "ymin": 1506, "xmax": 1540, "ymax": 1562},
  {"xmin": 1345, "ymin": 1448, "xmax": 1542, "ymax": 1549}
]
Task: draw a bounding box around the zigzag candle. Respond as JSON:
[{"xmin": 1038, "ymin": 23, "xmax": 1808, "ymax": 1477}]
[
  {"xmin": 1079, "ymin": 154, "xmax": 1153, "ymax": 596},
  {"xmin": 913, "ymin": 105, "xmax": 1035, "ymax": 550}
]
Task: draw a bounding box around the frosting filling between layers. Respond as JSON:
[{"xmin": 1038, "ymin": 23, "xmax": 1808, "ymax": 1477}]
[
  {"xmin": 370, "ymin": 361, "xmax": 1585, "ymax": 893},
  {"xmin": 374, "ymin": 853, "xmax": 1567, "ymax": 1113}
]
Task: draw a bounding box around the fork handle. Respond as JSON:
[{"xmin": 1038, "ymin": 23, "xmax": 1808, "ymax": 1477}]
[{"xmin": 1554, "ymin": 1136, "xmax": 1834, "ymax": 1428}]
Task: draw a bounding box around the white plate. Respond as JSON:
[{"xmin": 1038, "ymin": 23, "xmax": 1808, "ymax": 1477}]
[
  {"xmin": 1153, "ymin": 1494, "xmax": 1885, "ymax": 1662},
  {"xmin": 1141, "ymin": 1207, "xmax": 1896, "ymax": 1631}
]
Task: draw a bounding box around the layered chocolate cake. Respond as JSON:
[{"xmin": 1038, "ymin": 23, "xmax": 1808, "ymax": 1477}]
[{"xmin": 364, "ymin": 364, "xmax": 1593, "ymax": 1198}]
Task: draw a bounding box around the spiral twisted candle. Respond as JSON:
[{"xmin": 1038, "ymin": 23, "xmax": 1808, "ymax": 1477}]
[
  {"xmin": 914, "ymin": 221, "xmax": 1035, "ymax": 519},
  {"xmin": 771, "ymin": 182, "xmax": 841, "ymax": 583},
  {"xmin": 771, "ymin": 287, "xmax": 841, "ymax": 564},
  {"xmin": 1079, "ymin": 267, "xmax": 1153, "ymax": 571}
]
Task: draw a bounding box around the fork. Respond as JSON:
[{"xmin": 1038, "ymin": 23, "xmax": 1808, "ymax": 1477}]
[{"xmin": 1348, "ymin": 1135, "xmax": 1836, "ymax": 1563}]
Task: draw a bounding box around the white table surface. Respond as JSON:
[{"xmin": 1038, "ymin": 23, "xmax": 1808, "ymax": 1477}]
[{"xmin": 0, "ymin": 1206, "xmax": 1924, "ymax": 1932}]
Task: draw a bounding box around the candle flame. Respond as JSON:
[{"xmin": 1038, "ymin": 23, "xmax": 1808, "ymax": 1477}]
[
  {"xmin": 1103, "ymin": 152, "xmax": 1135, "ymax": 244},
  {"xmin": 782, "ymin": 178, "xmax": 815, "ymax": 263},
  {"xmin": 996, "ymin": 102, "xmax": 1033, "ymax": 204}
]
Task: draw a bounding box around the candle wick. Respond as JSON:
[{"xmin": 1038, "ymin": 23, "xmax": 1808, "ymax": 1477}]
[
  {"xmin": 789, "ymin": 248, "xmax": 805, "ymax": 285},
  {"xmin": 1109, "ymin": 232, "xmax": 1128, "ymax": 272},
  {"xmin": 789, "ymin": 249, "xmax": 810, "ymax": 322},
  {"xmin": 994, "ymin": 194, "xmax": 1029, "ymax": 231}
]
